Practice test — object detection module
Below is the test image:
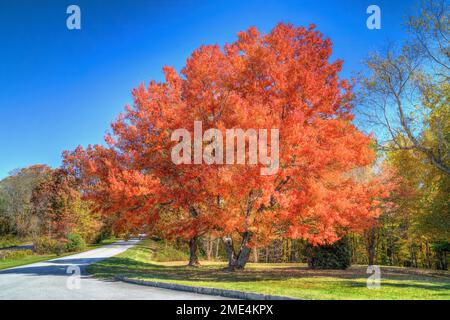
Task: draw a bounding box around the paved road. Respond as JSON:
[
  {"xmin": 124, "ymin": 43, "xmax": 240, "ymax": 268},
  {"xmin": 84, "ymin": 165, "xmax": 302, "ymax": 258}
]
[
  {"xmin": 0, "ymin": 239, "xmax": 225, "ymax": 300},
  {"xmin": 0, "ymin": 244, "xmax": 34, "ymax": 251}
]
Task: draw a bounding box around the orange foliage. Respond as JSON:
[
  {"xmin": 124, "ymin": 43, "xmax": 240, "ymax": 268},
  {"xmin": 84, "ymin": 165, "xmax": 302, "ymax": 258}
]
[{"xmin": 63, "ymin": 23, "xmax": 395, "ymax": 247}]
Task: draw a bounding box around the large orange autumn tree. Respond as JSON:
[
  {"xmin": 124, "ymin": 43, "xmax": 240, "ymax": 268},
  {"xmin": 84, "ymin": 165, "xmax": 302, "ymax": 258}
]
[{"xmin": 64, "ymin": 23, "xmax": 392, "ymax": 269}]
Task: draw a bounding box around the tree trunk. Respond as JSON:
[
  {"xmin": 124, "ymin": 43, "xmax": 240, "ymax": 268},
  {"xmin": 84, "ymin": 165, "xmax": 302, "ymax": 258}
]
[
  {"xmin": 215, "ymin": 238, "xmax": 220, "ymax": 260},
  {"xmin": 223, "ymin": 232, "xmax": 252, "ymax": 270},
  {"xmin": 367, "ymin": 243, "xmax": 376, "ymax": 266},
  {"xmin": 202, "ymin": 236, "xmax": 213, "ymax": 260},
  {"xmin": 187, "ymin": 205, "xmax": 200, "ymax": 266},
  {"xmin": 223, "ymin": 237, "xmax": 236, "ymax": 266},
  {"xmin": 425, "ymin": 241, "xmax": 432, "ymax": 269},
  {"xmin": 188, "ymin": 236, "xmax": 200, "ymax": 266},
  {"xmin": 365, "ymin": 228, "xmax": 377, "ymax": 266},
  {"xmin": 253, "ymin": 246, "xmax": 258, "ymax": 263},
  {"xmin": 436, "ymin": 251, "xmax": 447, "ymax": 270},
  {"xmin": 208, "ymin": 238, "xmax": 213, "ymax": 260}
]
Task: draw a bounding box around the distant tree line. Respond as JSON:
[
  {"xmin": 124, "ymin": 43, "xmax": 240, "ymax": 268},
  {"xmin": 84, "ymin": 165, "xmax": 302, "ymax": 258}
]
[{"xmin": 0, "ymin": 165, "xmax": 106, "ymax": 254}]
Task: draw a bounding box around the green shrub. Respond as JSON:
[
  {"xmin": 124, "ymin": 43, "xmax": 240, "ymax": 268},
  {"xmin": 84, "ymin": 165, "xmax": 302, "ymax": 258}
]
[
  {"xmin": 94, "ymin": 228, "xmax": 113, "ymax": 244},
  {"xmin": 34, "ymin": 236, "xmax": 68, "ymax": 255},
  {"xmin": 304, "ymin": 237, "xmax": 351, "ymax": 270},
  {"xmin": 431, "ymin": 242, "xmax": 449, "ymax": 270},
  {"xmin": 66, "ymin": 233, "xmax": 86, "ymax": 252},
  {"xmin": 54, "ymin": 241, "xmax": 69, "ymax": 255},
  {"xmin": 34, "ymin": 236, "xmax": 55, "ymax": 254}
]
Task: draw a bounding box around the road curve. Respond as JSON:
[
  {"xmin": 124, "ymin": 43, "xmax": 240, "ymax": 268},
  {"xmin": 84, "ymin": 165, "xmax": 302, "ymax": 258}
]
[{"xmin": 0, "ymin": 239, "xmax": 225, "ymax": 300}]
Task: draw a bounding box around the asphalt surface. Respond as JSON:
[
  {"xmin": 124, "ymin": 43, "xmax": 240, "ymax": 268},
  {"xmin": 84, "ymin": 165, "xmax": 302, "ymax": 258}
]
[
  {"xmin": 0, "ymin": 239, "xmax": 225, "ymax": 300},
  {"xmin": 0, "ymin": 244, "xmax": 34, "ymax": 251}
]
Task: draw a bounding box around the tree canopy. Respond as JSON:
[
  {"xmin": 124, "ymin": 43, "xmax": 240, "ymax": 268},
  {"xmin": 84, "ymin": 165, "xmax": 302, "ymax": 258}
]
[{"xmin": 63, "ymin": 23, "xmax": 393, "ymax": 269}]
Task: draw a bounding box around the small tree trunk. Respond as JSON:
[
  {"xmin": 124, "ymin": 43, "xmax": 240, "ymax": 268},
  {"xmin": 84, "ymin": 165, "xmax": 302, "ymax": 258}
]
[
  {"xmin": 425, "ymin": 241, "xmax": 432, "ymax": 269},
  {"xmin": 202, "ymin": 236, "xmax": 213, "ymax": 260},
  {"xmin": 223, "ymin": 232, "xmax": 252, "ymax": 270},
  {"xmin": 368, "ymin": 245, "xmax": 376, "ymax": 266},
  {"xmin": 223, "ymin": 237, "xmax": 237, "ymax": 267},
  {"xmin": 207, "ymin": 236, "xmax": 214, "ymax": 260},
  {"xmin": 188, "ymin": 236, "xmax": 200, "ymax": 266},
  {"xmin": 436, "ymin": 251, "xmax": 447, "ymax": 270},
  {"xmin": 187, "ymin": 205, "xmax": 200, "ymax": 266},
  {"xmin": 365, "ymin": 228, "xmax": 377, "ymax": 266},
  {"xmin": 253, "ymin": 246, "xmax": 258, "ymax": 263},
  {"xmin": 215, "ymin": 238, "xmax": 220, "ymax": 260}
]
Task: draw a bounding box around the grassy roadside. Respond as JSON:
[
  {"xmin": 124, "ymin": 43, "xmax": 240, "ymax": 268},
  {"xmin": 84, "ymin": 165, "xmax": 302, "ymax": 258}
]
[
  {"xmin": 87, "ymin": 239, "xmax": 450, "ymax": 300},
  {"xmin": 0, "ymin": 237, "xmax": 22, "ymax": 249},
  {"xmin": 0, "ymin": 238, "xmax": 119, "ymax": 271}
]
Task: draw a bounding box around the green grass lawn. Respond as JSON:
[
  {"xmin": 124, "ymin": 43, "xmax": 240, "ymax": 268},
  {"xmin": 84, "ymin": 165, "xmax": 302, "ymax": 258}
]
[
  {"xmin": 87, "ymin": 239, "xmax": 450, "ymax": 300},
  {"xmin": 0, "ymin": 238, "xmax": 119, "ymax": 271}
]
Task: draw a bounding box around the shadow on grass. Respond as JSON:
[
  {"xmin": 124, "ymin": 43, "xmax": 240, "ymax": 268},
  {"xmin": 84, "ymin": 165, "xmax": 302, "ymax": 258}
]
[
  {"xmin": 89, "ymin": 255, "xmax": 450, "ymax": 293},
  {"xmin": 375, "ymin": 281, "xmax": 450, "ymax": 291}
]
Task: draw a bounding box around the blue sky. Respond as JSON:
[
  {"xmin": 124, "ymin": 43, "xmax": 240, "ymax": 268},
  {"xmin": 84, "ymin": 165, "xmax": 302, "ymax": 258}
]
[{"xmin": 0, "ymin": 0, "xmax": 417, "ymax": 179}]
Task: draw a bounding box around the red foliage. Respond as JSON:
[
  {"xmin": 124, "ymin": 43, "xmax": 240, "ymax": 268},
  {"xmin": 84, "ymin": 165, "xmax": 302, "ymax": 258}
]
[{"xmin": 63, "ymin": 23, "xmax": 395, "ymax": 251}]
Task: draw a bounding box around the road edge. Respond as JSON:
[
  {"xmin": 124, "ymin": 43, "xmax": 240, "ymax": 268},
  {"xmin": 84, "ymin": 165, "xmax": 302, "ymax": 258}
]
[
  {"xmin": 115, "ymin": 275, "xmax": 299, "ymax": 300},
  {"xmin": 0, "ymin": 239, "xmax": 131, "ymax": 272}
]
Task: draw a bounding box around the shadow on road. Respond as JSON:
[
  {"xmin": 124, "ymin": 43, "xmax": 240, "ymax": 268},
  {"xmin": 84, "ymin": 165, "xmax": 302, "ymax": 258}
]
[
  {"xmin": 0, "ymin": 258, "xmax": 105, "ymax": 276},
  {"xmin": 0, "ymin": 245, "xmax": 34, "ymax": 251}
]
